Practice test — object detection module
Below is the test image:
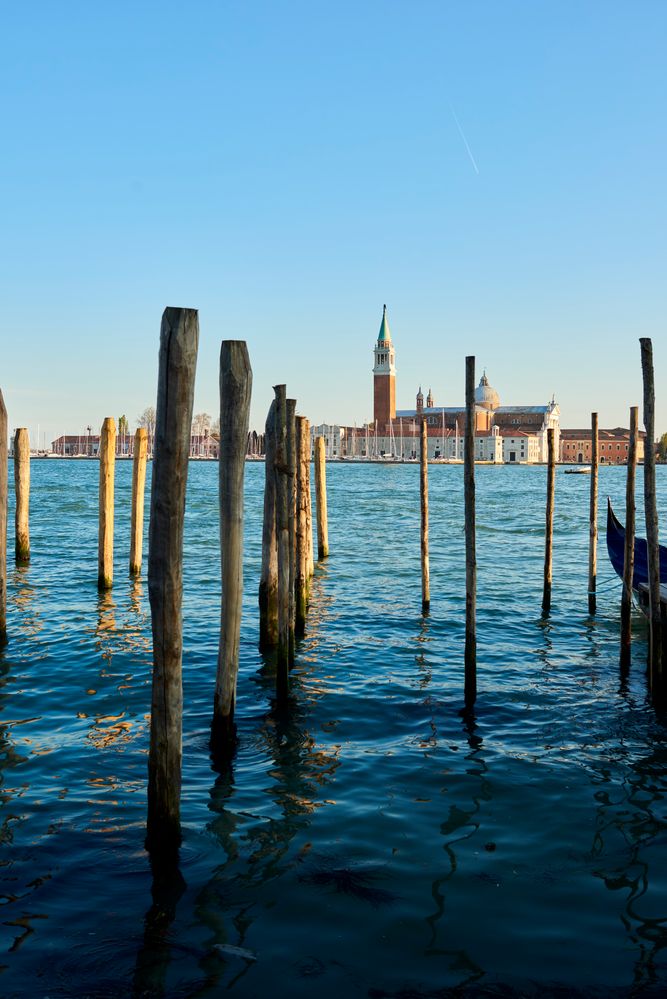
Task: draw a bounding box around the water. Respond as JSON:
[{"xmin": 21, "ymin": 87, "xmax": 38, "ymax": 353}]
[{"xmin": 1, "ymin": 460, "xmax": 667, "ymax": 997}]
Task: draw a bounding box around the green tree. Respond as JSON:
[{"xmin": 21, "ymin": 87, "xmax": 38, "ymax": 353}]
[
  {"xmin": 658, "ymin": 432, "xmax": 667, "ymax": 463},
  {"xmin": 118, "ymin": 414, "xmax": 129, "ymax": 435}
]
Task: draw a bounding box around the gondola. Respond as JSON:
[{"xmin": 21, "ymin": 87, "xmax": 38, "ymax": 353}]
[{"xmin": 606, "ymin": 499, "xmax": 667, "ymax": 601}]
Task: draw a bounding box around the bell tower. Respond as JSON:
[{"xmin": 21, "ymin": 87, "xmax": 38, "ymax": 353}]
[{"xmin": 373, "ymin": 304, "xmax": 396, "ymax": 427}]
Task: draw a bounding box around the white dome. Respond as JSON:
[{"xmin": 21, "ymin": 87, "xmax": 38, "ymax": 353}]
[{"xmin": 474, "ymin": 373, "xmax": 500, "ymax": 410}]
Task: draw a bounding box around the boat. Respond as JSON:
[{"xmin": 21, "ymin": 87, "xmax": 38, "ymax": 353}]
[
  {"xmin": 564, "ymin": 466, "xmax": 592, "ymax": 474},
  {"xmin": 606, "ymin": 500, "xmax": 667, "ymax": 603}
]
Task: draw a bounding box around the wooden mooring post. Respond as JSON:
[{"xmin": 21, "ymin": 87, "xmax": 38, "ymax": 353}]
[
  {"xmin": 295, "ymin": 416, "xmax": 310, "ymax": 635},
  {"xmin": 542, "ymin": 428, "xmax": 556, "ymax": 615},
  {"xmin": 420, "ymin": 417, "xmax": 430, "ymax": 614},
  {"xmin": 620, "ymin": 406, "xmax": 638, "ymax": 666},
  {"xmin": 146, "ymin": 307, "xmax": 199, "ymax": 858},
  {"xmin": 259, "ymin": 399, "xmax": 278, "ymax": 650},
  {"xmin": 14, "ymin": 428, "xmax": 30, "ymax": 564},
  {"xmin": 213, "ymin": 341, "xmax": 252, "ymax": 752},
  {"xmin": 129, "ymin": 428, "xmax": 148, "ymax": 576},
  {"xmin": 305, "ymin": 434, "xmax": 314, "ymax": 580},
  {"xmin": 314, "ymin": 436, "xmax": 329, "ymax": 559},
  {"xmin": 640, "ymin": 337, "xmax": 662, "ymax": 688},
  {"xmin": 464, "ymin": 356, "xmax": 476, "ymax": 707},
  {"xmin": 98, "ymin": 417, "xmax": 116, "ymax": 590},
  {"xmin": 0, "ymin": 390, "xmax": 7, "ymax": 643},
  {"xmin": 287, "ymin": 398, "xmax": 297, "ymax": 663},
  {"xmin": 588, "ymin": 412, "xmax": 598, "ymax": 614},
  {"xmin": 273, "ymin": 385, "xmax": 290, "ymax": 702}
]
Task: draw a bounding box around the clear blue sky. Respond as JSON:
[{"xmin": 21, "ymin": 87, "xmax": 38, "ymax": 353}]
[{"xmin": 2, "ymin": 1, "xmax": 665, "ymax": 446}]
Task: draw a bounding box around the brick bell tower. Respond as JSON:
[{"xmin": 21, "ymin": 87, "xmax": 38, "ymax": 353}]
[{"xmin": 373, "ymin": 304, "xmax": 396, "ymax": 428}]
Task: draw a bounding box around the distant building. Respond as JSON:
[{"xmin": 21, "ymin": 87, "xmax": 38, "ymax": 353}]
[
  {"xmin": 51, "ymin": 430, "xmax": 223, "ymax": 459},
  {"xmin": 373, "ymin": 304, "xmax": 396, "ymax": 426},
  {"xmin": 310, "ymin": 424, "xmax": 344, "ymax": 459},
  {"xmin": 559, "ymin": 427, "xmax": 645, "ymax": 464},
  {"xmin": 361, "ymin": 306, "xmax": 560, "ymax": 463}
]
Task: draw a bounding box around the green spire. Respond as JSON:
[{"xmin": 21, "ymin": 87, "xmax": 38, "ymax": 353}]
[{"xmin": 378, "ymin": 303, "xmax": 392, "ymax": 343}]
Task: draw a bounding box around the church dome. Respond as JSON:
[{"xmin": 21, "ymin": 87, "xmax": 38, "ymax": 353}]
[{"xmin": 475, "ymin": 373, "xmax": 500, "ymax": 410}]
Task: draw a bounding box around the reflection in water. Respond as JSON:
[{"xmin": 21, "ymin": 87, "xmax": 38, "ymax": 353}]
[
  {"xmin": 426, "ymin": 711, "xmax": 489, "ymax": 988},
  {"xmin": 8, "ymin": 565, "xmax": 42, "ymax": 639},
  {"xmin": 132, "ymin": 858, "xmax": 186, "ymax": 998},
  {"xmin": 535, "ymin": 614, "xmax": 554, "ymax": 673},
  {"xmin": 194, "ymin": 680, "xmax": 341, "ymax": 990},
  {"xmin": 129, "ymin": 577, "xmax": 144, "ymax": 617},
  {"xmin": 590, "ymin": 737, "xmax": 667, "ymax": 991},
  {"xmin": 95, "ymin": 591, "xmax": 117, "ymax": 669},
  {"xmin": 415, "ymin": 614, "xmax": 432, "ymax": 690}
]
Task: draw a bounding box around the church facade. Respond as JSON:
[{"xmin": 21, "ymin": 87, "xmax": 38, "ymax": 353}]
[{"xmin": 344, "ymin": 305, "xmax": 561, "ymax": 462}]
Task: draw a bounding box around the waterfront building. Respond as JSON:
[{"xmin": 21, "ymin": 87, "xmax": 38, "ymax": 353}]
[
  {"xmin": 51, "ymin": 431, "xmax": 222, "ymax": 459},
  {"xmin": 559, "ymin": 427, "xmax": 645, "ymax": 465},
  {"xmin": 310, "ymin": 424, "xmax": 344, "ymax": 459},
  {"xmin": 358, "ymin": 306, "xmax": 560, "ymax": 463}
]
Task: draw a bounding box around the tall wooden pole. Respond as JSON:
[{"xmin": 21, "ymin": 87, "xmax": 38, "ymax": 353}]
[
  {"xmin": 274, "ymin": 385, "xmax": 290, "ymax": 702},
  {"xmin": 0, "ymin": 391, "xmax": 7, "ymax": 643},
  {"xmin": 620, "ymin": 406, "xmax": 638, "ymax": 666},
  {"xmin": 640, "ymin": 337, "xmax": 662, "ymax": 687},
  {"xmin": 295, "ymin": 416, "xmax": 310, "ymax": 636},
  {"xmin": 259, "ymin": 400, "xmax": 278, "ymax": 650},
  {"xmin": 464, "ymin": 356, "xmax": 476, "ymax": 707},
  {"xmin": 314, "ymin": 436, "xmax": 329, "ymax": 559},
  {"xmin": 588, "ymin": 412, "xmax": 599, "ymax": 614},
  {"xmin": 146, "ymin": 307, "xmax": 199, "ymax": 859},
  {"xmin": 98, "ymin": 417, "xmax": 116, "ymax": 590},
  {"xmin": 286, "ymin": 399, "xmax": 297, "ymax": 664},
  {"xmin": 305, "ymin": 433, "xmax": 314, "ymax": 580},
  {"xmin": 542, "ymin": 428, "xmax": 556, "ymax": 614},
  {"xmin": 130, "ymin": 428, "xmax": 148, "ymax": 576},
  {"xmin": 213, "ymin": 341, "xmax": 252, "ymax": 751},
  {"xmin": 14, "ymin": 428, "xmax": 30, "ymax": 564},
  {"xmin": 420, "ymin": 417, "xmax": 430, "ymax": 614}
]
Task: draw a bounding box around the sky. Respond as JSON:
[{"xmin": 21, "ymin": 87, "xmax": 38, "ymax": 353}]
[{"xmin": 2, "ymin": 1, "xmax": 666, "ymax": 447}]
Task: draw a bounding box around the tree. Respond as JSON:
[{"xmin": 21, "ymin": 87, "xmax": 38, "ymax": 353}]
[
  {"xmin": 658, "ymin": 432, "xmax": 667, "ymax": 463},
  {"xmin": 192, "ymin": 412, "xmax": 212, "ymax": 435},
  {"xmin": 138, "ymin": 407, "xmax": 156, "ymax": 434},
  {"xmin": 118, "ymin": 414, "xmax": 129, "ymax": 436}
]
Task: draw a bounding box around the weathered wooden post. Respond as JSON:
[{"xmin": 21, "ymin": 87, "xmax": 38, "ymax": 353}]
[
  {"xmin": 305, "ymin": 433, "xmax": 314, "ymax": 580},
  {"xmin": 0, "ymin": 391, "xmax": 7, "ymax": 643},
  {"xmin": 273, "ymin": 385, "xmax": 290, "ymax": 701},
  {"xmin": 286, "ymin": 399, "xmax": 297, "ymax": 663},
  {"xmin": 464, "ymin": 356, "xmax": 476, "ymax": 707},
  {"xmin": 146, "ymin": 307, "xmax": 199, "ymax": 858},
  {"xmin": 295, "ymin": 416, "xmax": 310, "ymax": 635},
  {"xmin": 588, "ymin": 412, "xmax": 599, "ymax": 614},
  {"xmin": 98, "ymin": 417, "xmax": 116, "ymax": 590},
  {"xmin": 259, "ymin": 400, "xmax": 278, "ymax": 650},
  {"xmin": 14, "ymin": 428, "xmax": 30, "ymax": 564},
  {"xmin": 640, "ymin": 337, "xmax": 662, "ymax": 687},
  {"xmin": 420, "ymin": 417, "xmax": 430, "ymax": 614},
  {"xmin": 314, "ymin": 436, "xmax": 329, "ymax": 559},
  {"xmin": 212, "ymin": 341, "xmax": 252, "ymax": 752},
  {"xmin": 130, "ymin": 428, "xmax": 148, "ymax": 576},
  {"xmin": 620, "ymin": 406, "xmax": 638, "ymax": 666},
  {"xmin": 542, "ymin": 428, "xmax": 556, "ymax": 614}
]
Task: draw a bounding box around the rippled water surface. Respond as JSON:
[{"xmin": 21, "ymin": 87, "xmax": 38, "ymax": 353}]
[{"xmin": 2, "ymin": 460, "xmax": 667, "ymax": 997}]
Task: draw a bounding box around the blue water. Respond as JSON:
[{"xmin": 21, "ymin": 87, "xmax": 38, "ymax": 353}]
[{"xmin": 1, "ymin": 460, "xmax": 667, "ymax": 997}]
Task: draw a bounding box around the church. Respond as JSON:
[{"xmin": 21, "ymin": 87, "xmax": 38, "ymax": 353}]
[{"xmin": 340, "ymin": 305, "xmax": 560, "ymax": 462}]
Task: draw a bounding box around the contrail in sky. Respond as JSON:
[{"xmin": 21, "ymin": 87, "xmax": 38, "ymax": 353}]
[{"xmin": 450, "ymin": 104, "xmax": 480, "ymax": 175}]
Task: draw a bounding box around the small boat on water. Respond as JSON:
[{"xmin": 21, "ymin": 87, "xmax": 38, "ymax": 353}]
[
  {"xmin": 564, "ymin": 466, "xmax": 592, "ymax": 474},
  {"xmin": 606, "ymin": 499, "xmax": 667, "ymax": 605}
]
